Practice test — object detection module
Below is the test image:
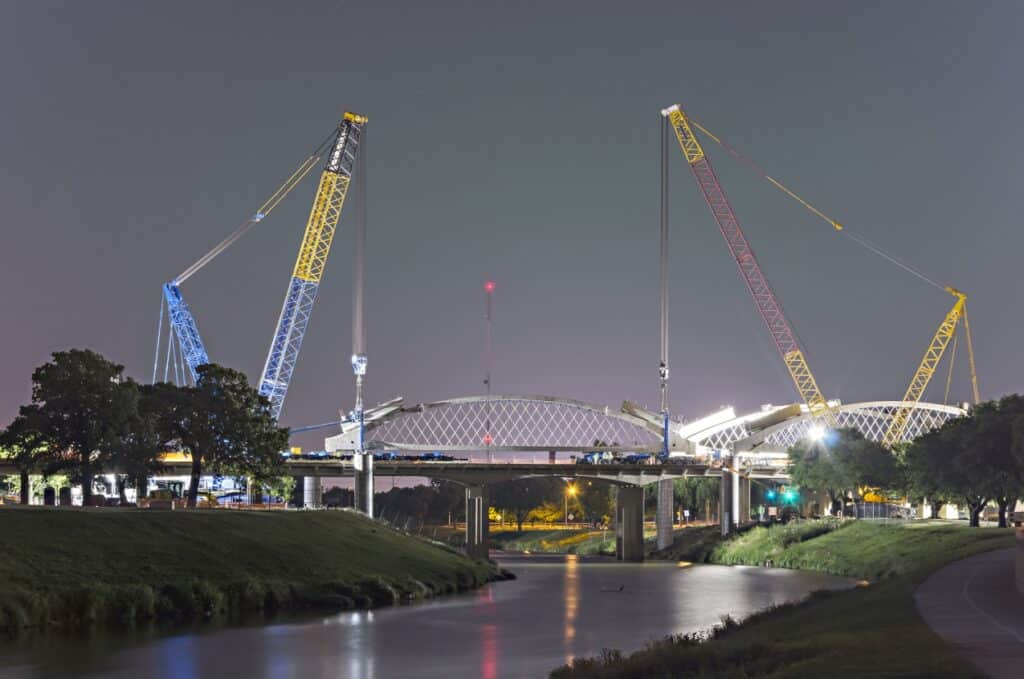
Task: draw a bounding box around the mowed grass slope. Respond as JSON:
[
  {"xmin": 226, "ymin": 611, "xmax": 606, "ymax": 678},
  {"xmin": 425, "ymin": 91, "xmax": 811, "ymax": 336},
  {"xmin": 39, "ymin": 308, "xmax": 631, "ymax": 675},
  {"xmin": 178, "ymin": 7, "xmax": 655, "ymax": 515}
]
[
  {"xmin": 553, "ymin": 521, "xmax": 1015, "ymax": 679},
  {"xmin": 712, "ymin": 520, "xmax": 1012, "ymax": 581},
  {"xmin": 0, "ymin": 506, "xmax": 497, "ymax": 632}
]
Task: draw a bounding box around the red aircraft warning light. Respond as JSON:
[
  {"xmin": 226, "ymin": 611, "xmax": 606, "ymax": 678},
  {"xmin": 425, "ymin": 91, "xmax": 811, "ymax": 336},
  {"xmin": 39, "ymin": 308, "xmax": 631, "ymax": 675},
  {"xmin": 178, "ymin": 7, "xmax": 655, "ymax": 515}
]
[{"xmin": 484, "ymin": 280, "xmax": 495, "ymax": 293}]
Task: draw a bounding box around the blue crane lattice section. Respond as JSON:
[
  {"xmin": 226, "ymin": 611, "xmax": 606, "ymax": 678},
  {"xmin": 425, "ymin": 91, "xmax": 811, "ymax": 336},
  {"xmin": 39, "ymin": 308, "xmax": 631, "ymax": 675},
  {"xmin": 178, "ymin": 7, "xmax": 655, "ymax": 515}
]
[
  {"xmin": 162, "ymin": 283, "xmax": 210, "ymax": 383},
  {"xmin": 258, "ymin": 276, "xmax": 320, "ymax": 419}
]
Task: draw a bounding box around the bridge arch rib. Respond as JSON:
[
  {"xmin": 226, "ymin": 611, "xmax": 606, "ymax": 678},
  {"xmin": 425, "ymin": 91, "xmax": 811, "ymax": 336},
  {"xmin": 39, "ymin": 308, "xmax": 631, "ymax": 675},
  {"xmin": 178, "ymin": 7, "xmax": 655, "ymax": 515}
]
[
  {"xmin": 328, "ymin": 395, "xmax": 664, "ymax": 453},
  {"xmin": 684, "ymin": 401, "xmax": 965, "ymax": 453}
]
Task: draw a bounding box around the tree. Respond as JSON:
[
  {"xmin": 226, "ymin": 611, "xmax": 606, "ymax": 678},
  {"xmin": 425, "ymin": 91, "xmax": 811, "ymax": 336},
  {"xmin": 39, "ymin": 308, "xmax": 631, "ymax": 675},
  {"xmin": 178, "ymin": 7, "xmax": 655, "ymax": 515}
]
[
  {"xmin": 490, "ymin": 478, "xmax": 562, "ymax": 531},
  {"xmin": 161, "ymin": 364, "xmax": 289, "ymax": 508},
  {"xmin": 109, "ymin": 382, "xmax": 175, "ymax": 503},
  {"xmin": 674, "ymin": 477, "xmax": 720, "ymax": 522},
  {"xmin": 845, "ymin": 435, "xmax": 902, "ymax": 494},
  {"xmin": 907, "ymin": 415, "xmax": 990, "ymax": 527},
  {"xmin": 898, "ymin": 441, "xmax": 953, "ymax": 518},
  {"xmin": 788, "ymin": 430, "xmax": 855, "ymax": 514},
  {"xmin": 788, "ymin": 428, "xmax": 901, "ymax": 513},
  {"xmin": 576, "ymin": 480, "xmax": 615, "ymax": 526},
  {"xmin": 30, "ymin": 350, "xmax": 137, "ymax": 505},
  {"xmin": 0, "ymin": 407, "xmax": 48, "ymax": 505},
  {"xmin": 963, "ymin": 396, "xmax": 1024, "ymax": 527}
]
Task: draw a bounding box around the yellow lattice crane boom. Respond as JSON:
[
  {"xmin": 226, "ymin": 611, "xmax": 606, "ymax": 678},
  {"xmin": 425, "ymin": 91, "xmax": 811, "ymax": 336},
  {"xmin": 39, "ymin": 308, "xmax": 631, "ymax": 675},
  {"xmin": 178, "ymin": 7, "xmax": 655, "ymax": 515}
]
[
  {"xmin": 678, "ymin": 113, "xmax": 982, "ymax": 444},
  {"xmin": 882, "ymin": 288, "xmax": 979, "ymax": 446},
  {"xmin": 662, "ymin": 104, "xmax": 834, "ymax": 422},
  {"xmin": 259, "ymin": 111, "xmax": 368, "ymax": 419}
]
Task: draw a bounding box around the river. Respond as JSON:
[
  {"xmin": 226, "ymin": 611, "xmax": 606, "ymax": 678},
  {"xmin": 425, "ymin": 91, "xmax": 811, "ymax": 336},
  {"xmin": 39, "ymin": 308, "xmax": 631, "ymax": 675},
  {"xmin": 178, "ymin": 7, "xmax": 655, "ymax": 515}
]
[{"xmin": 0, "ymin": 555, "xmax": 853, "ymax": 679}]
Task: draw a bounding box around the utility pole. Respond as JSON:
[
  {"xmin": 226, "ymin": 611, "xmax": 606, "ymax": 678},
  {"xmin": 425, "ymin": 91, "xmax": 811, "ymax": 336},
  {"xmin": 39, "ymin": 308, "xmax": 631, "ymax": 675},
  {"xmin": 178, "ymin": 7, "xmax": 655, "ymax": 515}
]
[
  {"xmin": 484, "ymin": 280, "xmax": 495, "ymax": 463},
  {"xmin": 659, "ymin": 113, "xmax": 670, "ymax": 459},
  {"xmin": 351, "ymin": 125, "xmax": 371, "ymax": 516}
]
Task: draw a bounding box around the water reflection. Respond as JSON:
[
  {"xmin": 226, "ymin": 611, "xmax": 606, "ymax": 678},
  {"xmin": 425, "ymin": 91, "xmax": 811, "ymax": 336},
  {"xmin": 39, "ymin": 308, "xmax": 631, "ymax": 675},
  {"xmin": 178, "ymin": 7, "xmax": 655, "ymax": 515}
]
[
  {"xmin": 564, "ymin": 553, "xmax": 579, "ymax": 664},
  {"xmin": 0, "ymin": 556, "xmax": 853, "ymax": 679}
]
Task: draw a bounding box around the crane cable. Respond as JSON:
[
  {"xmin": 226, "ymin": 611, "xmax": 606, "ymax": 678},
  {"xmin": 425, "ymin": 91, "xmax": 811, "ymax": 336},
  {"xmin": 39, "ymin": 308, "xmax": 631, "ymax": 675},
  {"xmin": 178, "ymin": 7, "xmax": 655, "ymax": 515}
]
[
  {"xmin": 174, "ymin": 126, "xmax": 341, "ymax": 285},
  {"xmin": 943, "ymin": 334, "xmax": 958, "ymax": 405},
  {"xmin": 689, "ymin": 115, "xmax": 981, "ymax": 404},
  {"xmin": 687, "ymin": 118, "xmax": 948, "ymax": 293}
]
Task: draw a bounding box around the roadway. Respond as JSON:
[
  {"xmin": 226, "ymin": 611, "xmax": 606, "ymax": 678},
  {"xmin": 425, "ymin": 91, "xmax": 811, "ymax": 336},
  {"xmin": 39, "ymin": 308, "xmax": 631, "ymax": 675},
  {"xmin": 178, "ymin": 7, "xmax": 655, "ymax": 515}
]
[
  {"xmin": 915, "ymin": 546, "xmax": 1024, "ymax": 678},
  {"xmin": 0, "ymin": 459, "xmax": 788, "ymax": 484}
]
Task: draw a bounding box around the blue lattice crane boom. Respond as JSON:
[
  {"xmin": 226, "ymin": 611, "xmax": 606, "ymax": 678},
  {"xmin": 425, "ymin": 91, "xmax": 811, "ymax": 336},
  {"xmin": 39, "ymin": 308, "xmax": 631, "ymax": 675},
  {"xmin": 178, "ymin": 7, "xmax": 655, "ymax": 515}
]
[
  {"xmin": 161, "ymin": 283, "xmax": 209, "ymax": 383},
  {"xmin": 259, "ymin": 111, "xmax": 367, "ymax": 419},
  {"xmin": 158, "ymin": 126, "xmax": 336, "ymax": 385}
]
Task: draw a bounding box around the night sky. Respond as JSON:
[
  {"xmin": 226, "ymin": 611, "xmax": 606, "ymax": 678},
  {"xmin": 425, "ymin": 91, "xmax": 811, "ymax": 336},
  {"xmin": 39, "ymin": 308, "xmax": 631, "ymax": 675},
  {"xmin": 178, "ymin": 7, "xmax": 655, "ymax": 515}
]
[{"xmin": 2, "ymin": 1, "xmax": 1022, "ymax": 449}]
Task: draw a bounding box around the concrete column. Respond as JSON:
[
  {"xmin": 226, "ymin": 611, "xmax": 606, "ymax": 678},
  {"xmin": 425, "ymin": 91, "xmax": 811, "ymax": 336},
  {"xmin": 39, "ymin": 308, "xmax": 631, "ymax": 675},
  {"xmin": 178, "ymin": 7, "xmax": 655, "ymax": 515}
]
[
  {"xmin": 465, "ymin": 485, "xmax": 490, "ymax": 560},
  {"xmin": 353, "ymin": 452, "xmax": 374, "ymax": 517},
  {"xmin": 656, "ymin": 478, "xmax": 674, "ymax": 551},
  {"xmin": 738, "ymin": 476, "xmax": 751, "ymax": 524},
  {"xmin": 720, "ymin": 469, "xmax": 733, "ymax": 536},
  {"xmin": 302, "ymin": 476, "xmax": 322, "ymax": 508},
  {"xmin": 616, "ymin": 485, "xmax": 644, "ymax": 562},
  {"xmin": 731, "ymin": 471, "xmax": 740, "ymax": 526}
]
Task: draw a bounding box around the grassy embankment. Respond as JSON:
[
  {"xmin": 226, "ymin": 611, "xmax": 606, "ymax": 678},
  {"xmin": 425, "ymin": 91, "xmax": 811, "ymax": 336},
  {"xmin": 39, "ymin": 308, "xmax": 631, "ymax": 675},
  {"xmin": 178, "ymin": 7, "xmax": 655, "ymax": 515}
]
[
  {"xmin": 491, "ymin": 529, "xmax": 616, "ymax": 556},
  {"xmin": 0, "ymin": 506, "xmax": 501, "ymax": 634},
  {"xmin": 553, "ymin": 520, "xmax": 1015, "ymax": 678}
]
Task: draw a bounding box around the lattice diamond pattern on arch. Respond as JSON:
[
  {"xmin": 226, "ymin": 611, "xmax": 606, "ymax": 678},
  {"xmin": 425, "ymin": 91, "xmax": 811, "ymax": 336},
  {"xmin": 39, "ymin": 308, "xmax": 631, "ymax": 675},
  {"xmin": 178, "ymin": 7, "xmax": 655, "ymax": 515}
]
[
  {"xmin": 367, "ymin": 396, "xmax": 662, "ymax": 451},
  {"xmin": 689, "ymin": 402, "xmax": 963, "ymax": 452},
  {"xmin": 761, "ymin": 404, "xmax": 961, "ymax": 449}
]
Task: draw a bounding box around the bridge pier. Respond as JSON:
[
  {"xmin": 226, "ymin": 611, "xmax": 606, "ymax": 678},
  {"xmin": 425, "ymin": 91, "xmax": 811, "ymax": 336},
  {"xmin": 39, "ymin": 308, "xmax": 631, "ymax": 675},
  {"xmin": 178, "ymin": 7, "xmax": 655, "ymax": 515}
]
[
  {"xmin": 737, "ymin": 475, "xmax": 750, "ymax": 523},
  {"xmin": 616, "ymin": 485, "xmax": 644, "ymax": 562},
  {"xmin": 353, "ymin": 452, "xmax": 374, "ymax": 517},
  {"xmin": 301, "ymin": 476, "xmax": 322, "ymax": 508},
  {"xmin": 656, "ymin": 478, "xmax": 674, "ymax": 551},
  {"xmin": 465, "ymin": 485, "xmax": 490, "ymax": 560},
  {"xmin": 720, "ymin": 469, "xmax": 733, "ymax": 535}
]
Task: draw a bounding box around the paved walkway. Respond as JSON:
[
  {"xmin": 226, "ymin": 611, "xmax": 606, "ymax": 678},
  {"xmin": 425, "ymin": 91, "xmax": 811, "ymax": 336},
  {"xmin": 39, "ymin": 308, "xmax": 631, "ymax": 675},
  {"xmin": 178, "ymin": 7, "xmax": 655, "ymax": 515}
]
[{"xmin": 915, "ymin": 548, "xmax": 1024, "ymax": 678}]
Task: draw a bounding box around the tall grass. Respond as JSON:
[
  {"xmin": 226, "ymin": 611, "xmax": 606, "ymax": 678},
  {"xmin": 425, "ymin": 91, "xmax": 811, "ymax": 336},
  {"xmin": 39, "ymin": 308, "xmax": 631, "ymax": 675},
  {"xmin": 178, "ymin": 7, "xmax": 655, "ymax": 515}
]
[{"xmin": 0, "ymin": 506, "xmax": 500, "ymax": 634}]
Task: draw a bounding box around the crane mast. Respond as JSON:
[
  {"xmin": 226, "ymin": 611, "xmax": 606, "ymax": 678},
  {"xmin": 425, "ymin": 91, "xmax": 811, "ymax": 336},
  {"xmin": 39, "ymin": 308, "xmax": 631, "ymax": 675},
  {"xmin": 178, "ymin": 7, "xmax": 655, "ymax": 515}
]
[
  {"xmin": 882, "ymin": 288, "xmax": 978, "ymax": 446},
  {"xmin": 677, "ymin": 116, "xmax": 982, "ymax": 443},
  {"xmin": 162, "ymin": 283, "xmax": 209, "ymax": 383},
  {"xmin": 662, "ymin": 104, "xmax": 832, "ymax": 420},
  {"xmin": 259, "ymin": 112, "xmax": 367, "ymax": 419}
]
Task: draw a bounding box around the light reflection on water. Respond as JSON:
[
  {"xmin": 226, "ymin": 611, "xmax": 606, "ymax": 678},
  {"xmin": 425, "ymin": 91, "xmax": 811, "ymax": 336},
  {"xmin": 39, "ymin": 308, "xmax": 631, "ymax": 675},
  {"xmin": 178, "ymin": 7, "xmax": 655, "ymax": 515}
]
[
  {"xmin": 563, "ymin": 553, "xmax": 579, "ymax": 665},
  {"xmin": 0, "ymin": 556, "xmax": 853, "ymax": 679}
]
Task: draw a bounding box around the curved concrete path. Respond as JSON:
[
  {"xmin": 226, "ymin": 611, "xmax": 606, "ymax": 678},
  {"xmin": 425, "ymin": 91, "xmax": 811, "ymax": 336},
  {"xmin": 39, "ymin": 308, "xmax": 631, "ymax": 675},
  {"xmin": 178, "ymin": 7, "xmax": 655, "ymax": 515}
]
[{"xmin": 915, "ymin": 548, "xmax": 1024, "ymax": 678}]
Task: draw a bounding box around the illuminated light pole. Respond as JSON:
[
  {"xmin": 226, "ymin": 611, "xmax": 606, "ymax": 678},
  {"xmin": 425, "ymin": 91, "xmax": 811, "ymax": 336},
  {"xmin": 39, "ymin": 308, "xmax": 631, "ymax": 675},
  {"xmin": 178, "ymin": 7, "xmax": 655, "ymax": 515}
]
[
  {"xmin": 350, "ymin": 127, "xmax": 371, "ymax": 516},
  {"xmin": 484, "ymin": 280, "xmax": 495, "ymax": 463},
  {"xmin": 565, "ymin": 482, "xmax": 577, "ymax": 525}
]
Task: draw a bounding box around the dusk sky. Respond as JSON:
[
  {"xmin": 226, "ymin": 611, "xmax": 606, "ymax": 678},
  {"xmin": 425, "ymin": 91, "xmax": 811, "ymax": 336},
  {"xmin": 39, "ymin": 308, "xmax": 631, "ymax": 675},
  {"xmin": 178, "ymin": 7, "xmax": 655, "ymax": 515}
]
[{"xmin": 2, "ymin": 1, "xmax": 1022, "ymax": 448}]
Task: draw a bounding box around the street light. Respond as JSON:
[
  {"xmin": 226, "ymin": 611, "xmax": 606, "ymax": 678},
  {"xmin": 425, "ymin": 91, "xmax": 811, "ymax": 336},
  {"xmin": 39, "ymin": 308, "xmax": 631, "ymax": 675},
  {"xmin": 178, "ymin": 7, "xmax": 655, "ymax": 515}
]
[
  {"xmin": 807, "ymin": 424, "xmax": 827, "ymax": 442},
  {"xmin": 565, "ymin": 483, "xmax": 577, "ymax": 525}
]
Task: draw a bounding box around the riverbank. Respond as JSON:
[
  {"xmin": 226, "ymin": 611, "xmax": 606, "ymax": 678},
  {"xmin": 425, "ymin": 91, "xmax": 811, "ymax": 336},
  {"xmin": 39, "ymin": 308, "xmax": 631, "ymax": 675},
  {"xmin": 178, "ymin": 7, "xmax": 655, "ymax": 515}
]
[
  {"xmin": 0, "ymin": 506, "xmax": 502, "ymax": 634},
  {"xmin": 553, "ymin": 520, "xmax": 1015, "ymax": 678},
  {"xmin": 491, "ymin": 528, "xmax": 616, "ymax": 555}
]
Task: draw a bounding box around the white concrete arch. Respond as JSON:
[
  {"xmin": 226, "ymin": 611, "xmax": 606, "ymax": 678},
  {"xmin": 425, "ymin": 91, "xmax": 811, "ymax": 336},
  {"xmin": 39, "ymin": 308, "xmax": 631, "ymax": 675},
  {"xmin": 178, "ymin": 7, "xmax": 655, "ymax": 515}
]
[
  {"xmin": 683, "ymin": 400, "xmax": 965, "ymax": 453},
  {"xmin": 326, "ymin": 395, "xmax": 664, "ymax": 453}
]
